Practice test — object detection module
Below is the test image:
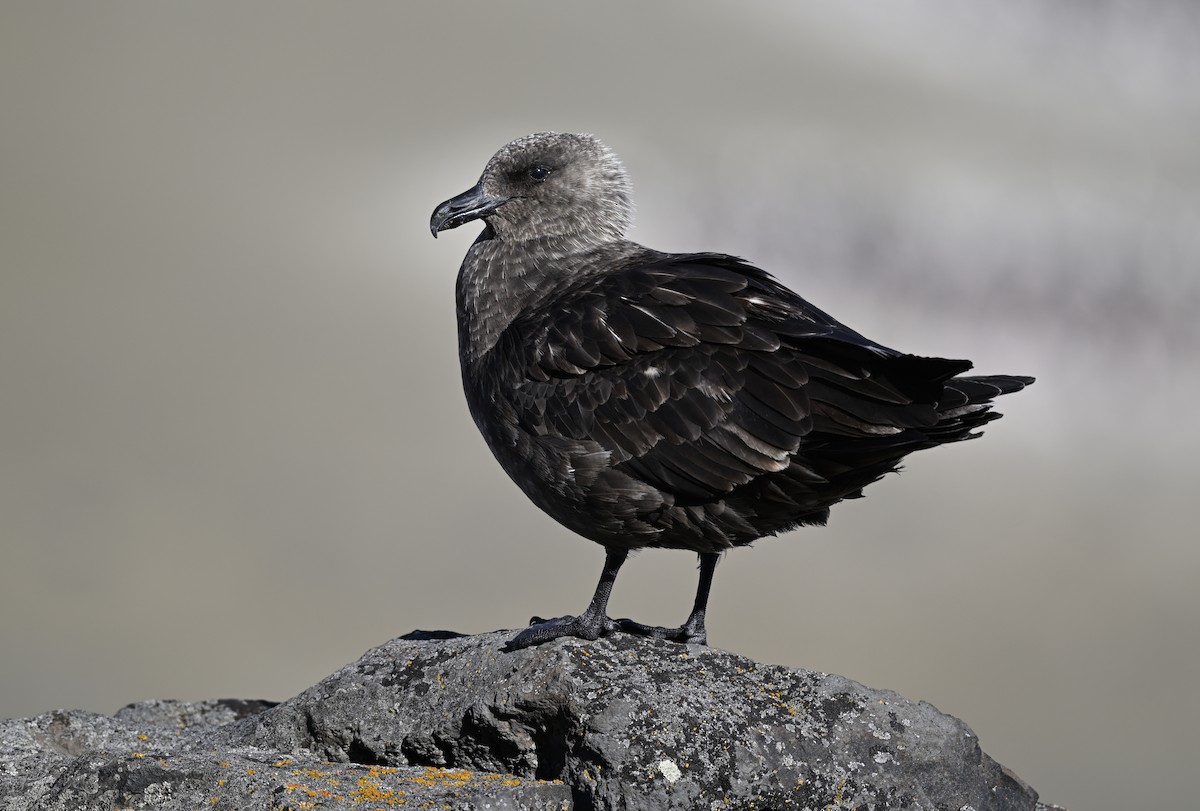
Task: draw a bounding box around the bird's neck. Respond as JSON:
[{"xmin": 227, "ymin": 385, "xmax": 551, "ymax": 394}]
[{"xmin": 455, "ymin": 233, "xmax": 634, "ymax": 365}]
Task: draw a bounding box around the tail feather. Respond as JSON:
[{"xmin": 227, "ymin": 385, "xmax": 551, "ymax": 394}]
[
  {"xmin": 933, "ymin": 374, "xmax": 1035, "ymax": 439},
  {"xmin": 733, "ymin": 372, "xmax": 1033, "ymax": 540}
]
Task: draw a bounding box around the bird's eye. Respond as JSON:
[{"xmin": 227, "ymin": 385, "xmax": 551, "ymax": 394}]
[{"xmin": 527, "ymin": 165, "xmax": 552, "ymax": 182}]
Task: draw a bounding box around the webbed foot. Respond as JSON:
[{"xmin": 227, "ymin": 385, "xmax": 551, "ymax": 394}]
[
  {"xmin": 615, "ymin": 617, "xmax": 707, "ymax": 646},
  {"xmin": 504, "ymin": 611, "xmax": 619, "ymax": 651}
]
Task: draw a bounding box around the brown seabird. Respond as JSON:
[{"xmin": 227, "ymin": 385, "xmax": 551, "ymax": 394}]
[{"xmin": 431, "ymin": 132, "xmax": 1033, "ymax": 650}]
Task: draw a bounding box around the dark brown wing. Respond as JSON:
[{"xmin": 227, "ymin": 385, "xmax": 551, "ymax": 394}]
[{"xmin": 495, "ymin": 253, "xmax": 981, "ymax": 506}]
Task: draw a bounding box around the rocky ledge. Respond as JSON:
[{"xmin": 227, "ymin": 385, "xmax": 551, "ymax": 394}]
[{"xmin": 0, "ymin": 630, "xmax": 1058, "ymax": 810}]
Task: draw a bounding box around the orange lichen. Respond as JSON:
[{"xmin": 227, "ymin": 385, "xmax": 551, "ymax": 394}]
[
  {"xmin": 406, "ymin": 766, "xmax": 472, "ymax": 788},
  {"xmin": 824, "ymin": 776, "xmax": 848, "ymax": 810},
  {"xmin": 349, "ymin": 774, "xmax": 405, "ymax": 806}
]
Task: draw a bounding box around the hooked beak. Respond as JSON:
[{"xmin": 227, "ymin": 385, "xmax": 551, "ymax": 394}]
[{"xmin": 430, "ymin": 183, "xmax": 511, "ymax": 237}]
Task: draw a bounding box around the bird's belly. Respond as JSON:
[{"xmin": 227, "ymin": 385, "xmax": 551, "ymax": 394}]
[
  {"xmin": 471, "ymin": 410, "xmax": 769, "ymax": 553},
  {"xmin": 474, "ymin": 410, "xmax": 650, "ymax": 546},
  {"xmin": 465, "ymin": 382, "xmax": 841, "ymax": 553}
]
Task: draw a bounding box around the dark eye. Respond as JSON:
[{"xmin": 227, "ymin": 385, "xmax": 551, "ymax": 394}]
[{"xmin": 527, "ymin": 165, "xmax": 552, "ymax": 182}]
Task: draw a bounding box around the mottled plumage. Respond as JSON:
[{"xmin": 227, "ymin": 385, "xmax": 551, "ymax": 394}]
[{"xmin": 431, "ymin": 132, "xmax": 1032, "ymax": 650}]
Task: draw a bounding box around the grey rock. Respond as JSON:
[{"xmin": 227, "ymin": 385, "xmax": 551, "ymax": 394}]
[{"xmin": 2, "ymin": 630, "xmax": 1057, "ymax": 810}]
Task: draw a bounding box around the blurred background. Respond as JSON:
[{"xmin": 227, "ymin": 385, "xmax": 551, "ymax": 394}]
[{"xmin": 2, "ymin": 2, "xmax": 1197, "ymax": 808}]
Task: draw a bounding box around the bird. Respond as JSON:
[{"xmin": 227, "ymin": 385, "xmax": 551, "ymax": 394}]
[{"xmin": 430, "ymin": 132, "xmax": 1033, "ymax": 651}]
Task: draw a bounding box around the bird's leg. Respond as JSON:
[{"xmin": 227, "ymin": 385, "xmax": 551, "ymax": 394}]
[
  {"xmin": 504, "ymin": 548, "xmax": 627, "ymax": 651},
  {"xmin": 617, "ymin": 552, "xmax": 719, "ymax": 645}
]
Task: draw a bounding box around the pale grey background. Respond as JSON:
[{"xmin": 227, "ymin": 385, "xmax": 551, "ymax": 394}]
[{"xmin": 2, "ymin": 3, "xmax": 1197, "ymax": 809}]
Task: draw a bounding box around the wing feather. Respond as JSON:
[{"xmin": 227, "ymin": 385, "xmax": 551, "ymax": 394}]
[{"xmin": 493, "ymin": 253, "xmax": 992, "ymax": 505}]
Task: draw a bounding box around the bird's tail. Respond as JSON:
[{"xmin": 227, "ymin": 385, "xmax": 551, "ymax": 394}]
[{"xmin": 930, "ymin": 374, "xmax": 1035, "ymax": 441}]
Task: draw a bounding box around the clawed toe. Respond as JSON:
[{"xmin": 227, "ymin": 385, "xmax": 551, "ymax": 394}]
[
  {"xmin": 616, "ymin": 617, "xmax": 707, "ymax": 646},
  {"xmin": 504, "ymin": 550, "xmax": 715, "ymax": 652},
  {"xmin": 504, "ymin": 611, "xmax": 707, "ymax": 651},
  {"xmin": 504, "ymin": 613, "xmax": 618, "ymax": 651}
]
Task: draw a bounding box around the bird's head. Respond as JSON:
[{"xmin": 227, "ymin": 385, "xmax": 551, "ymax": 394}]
[{"xmin": 430, "ymin": 132, "xmax": 633, "ymax": 244}]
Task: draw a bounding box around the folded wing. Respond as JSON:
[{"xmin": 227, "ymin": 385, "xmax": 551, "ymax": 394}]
[{"xmin": 494, "ymin": 254, "xmax": 1021, "ymax": 516}]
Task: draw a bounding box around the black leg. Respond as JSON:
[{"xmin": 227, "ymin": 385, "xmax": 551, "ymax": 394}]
[
  {"xmin": 617, "ymin": 552, "xmax": 719, "ymax": 645},
  {"xmin": 504, "ymin": 548, "xmax": 628, "ymax": 651}
]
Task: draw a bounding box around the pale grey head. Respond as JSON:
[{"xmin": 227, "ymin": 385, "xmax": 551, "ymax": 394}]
[{"xmin": 430, "ymin": 132, "xmax": 633, "ymax": 244}]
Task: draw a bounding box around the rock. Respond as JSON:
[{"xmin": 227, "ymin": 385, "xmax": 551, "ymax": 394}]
[{"xmin": 1, "ymin": 630, "xmax": 1057, "ymax": 810}]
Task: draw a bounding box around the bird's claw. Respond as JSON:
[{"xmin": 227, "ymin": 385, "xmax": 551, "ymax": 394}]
[
  {"xmin": 616, "ymin": 617, "xmax": 707, "ymax": 646},
  {"xmin": 504, "ymin": 613, "xmax": 618, "ymax": 651}
]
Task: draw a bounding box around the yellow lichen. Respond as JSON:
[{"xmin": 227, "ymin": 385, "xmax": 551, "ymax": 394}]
[
  {"xmin": 349, "ymin": 774, "xmax": 404, "ymax": 806},
  {"xmin": 824, "ymin": 776, "xmax": 848, "ymax": 810}
]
